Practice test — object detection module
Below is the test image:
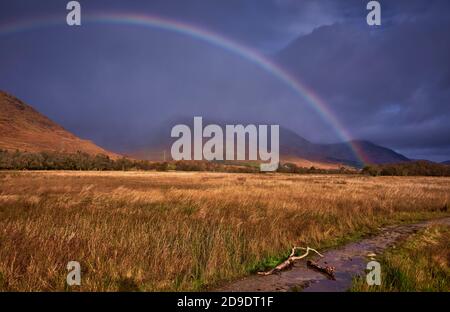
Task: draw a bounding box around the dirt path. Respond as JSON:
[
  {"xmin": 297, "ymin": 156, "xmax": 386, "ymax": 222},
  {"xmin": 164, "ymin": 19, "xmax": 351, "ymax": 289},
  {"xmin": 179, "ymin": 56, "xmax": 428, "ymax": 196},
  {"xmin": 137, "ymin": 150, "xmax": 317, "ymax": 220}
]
[{"xmin": 216, "ymin": 217, "xmax": 450, "ymax": 292}]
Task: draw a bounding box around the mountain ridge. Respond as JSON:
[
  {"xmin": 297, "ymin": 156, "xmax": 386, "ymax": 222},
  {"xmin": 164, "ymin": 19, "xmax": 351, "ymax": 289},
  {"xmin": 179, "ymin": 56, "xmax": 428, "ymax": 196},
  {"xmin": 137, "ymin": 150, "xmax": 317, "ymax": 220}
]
[
  {"xmin": 129, "ymin": 117, "xmax": 410, "ymax": 167},
  {"xmin": 0, "ymin": 91, "xmax": 119, "ymax": 158},
  {"xmin": 0, "ymin": 93, "xmax": 411, "ymax": 167}
]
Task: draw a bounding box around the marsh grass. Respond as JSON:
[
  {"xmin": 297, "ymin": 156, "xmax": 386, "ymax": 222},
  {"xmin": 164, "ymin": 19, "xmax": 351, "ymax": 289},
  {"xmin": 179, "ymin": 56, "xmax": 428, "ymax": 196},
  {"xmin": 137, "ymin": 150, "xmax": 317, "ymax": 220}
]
[
  {"xmin": 0, "ymin": 171, "xmax": 449, "ymax": 291},
  {"xmin": 350, "ymin": 225, "xmax": 450, "ymax": 292}
]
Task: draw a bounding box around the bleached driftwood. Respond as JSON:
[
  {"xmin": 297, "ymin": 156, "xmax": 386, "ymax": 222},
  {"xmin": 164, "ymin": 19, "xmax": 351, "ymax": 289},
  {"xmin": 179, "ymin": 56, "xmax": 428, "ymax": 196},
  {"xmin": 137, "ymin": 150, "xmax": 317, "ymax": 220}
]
[{"xmin": 258, "ymin": 247, "xmax": 324, "ymax": 276}]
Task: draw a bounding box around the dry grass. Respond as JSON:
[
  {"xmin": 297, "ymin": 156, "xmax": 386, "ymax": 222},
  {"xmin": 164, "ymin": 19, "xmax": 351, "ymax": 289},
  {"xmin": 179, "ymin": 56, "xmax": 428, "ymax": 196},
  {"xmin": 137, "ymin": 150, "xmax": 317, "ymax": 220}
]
[
  {"xmin": 0, "ymin": 171, "xmax": 449, "ymax": 291},
  {"xmin": 351, "ymin": 224, "xmax": 450, "ymax": 292}
]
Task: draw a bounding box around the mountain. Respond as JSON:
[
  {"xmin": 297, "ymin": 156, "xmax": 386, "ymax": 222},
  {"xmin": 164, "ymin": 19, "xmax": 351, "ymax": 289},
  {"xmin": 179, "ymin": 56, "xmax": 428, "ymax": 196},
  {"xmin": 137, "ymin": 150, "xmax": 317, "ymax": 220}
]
[
  {"xmin": 320, "ymin": 140, "xmax": 409, "ymax": 166},
  {"xmin": 129, "ymin": 117, "xmax": 410, "ymax": 167},
  {"xmin": 442, "ymin": 161, "xmax": 450, "ymax": 165},
  {"xmin": 279, "ymin": 129, "xmax": 409, "ymax": 167},
  {"xmin": 1, "ymin": 90, "xmax": 407, "ymax": 167},
  {"xmin": 0, "ymin": 91, "xmax": 119, "ymax": 158}
]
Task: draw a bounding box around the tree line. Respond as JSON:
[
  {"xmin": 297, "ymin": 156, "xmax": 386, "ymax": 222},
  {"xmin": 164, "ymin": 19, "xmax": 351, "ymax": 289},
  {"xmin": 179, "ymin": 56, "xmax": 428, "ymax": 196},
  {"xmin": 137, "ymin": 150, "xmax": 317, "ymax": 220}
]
[
  {"xmin": 0, "ymin": 150, "xmax": 258, "ymax": 173},
  {"xmin": 1, "ymin": 150, "xmax": 449, "ymax": 176},
  {"xmin": 362, "ymin": 161, "xmax": 450, "ymax": 177}
]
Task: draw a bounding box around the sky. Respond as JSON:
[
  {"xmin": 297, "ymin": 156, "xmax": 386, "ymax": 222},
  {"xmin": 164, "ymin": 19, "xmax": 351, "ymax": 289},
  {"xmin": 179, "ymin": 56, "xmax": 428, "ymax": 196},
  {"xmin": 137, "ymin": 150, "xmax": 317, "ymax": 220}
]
[{"xmin": 0, "ymin": 0, "xmax": 449, "ymax": 161}]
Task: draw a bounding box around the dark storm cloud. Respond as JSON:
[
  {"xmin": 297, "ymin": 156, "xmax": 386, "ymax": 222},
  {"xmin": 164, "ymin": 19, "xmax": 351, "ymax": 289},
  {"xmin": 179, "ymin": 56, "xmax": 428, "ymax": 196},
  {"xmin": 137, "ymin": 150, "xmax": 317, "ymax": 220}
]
[
  {"xmin": 0, "ymin": 0, "xmax": 449, "ymax": 161},
  {"xmin": 277, "ymin": 0, "xmax": 450, "ymax": 161}
]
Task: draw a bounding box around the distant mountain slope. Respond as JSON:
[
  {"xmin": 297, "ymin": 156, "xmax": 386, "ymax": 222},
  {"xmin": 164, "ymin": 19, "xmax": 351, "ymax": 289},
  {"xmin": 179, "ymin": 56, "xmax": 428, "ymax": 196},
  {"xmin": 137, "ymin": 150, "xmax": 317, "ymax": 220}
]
[
  {"xmin": 129, "ymin": 117, "xmax": 410, "ymax": 167},
  {"xmin": 319, "ymin": 140, "xmax": 409, "ymax": 166},
  {"xmin": 0, "ymin": 91, "xmax": 119, "ymax": 158},
  {"xmin": 280, "ymin": 130, "xmax": 409, "ymax": 167},
  {"xmin": 442, "ymin": 160, "xmax": 450, "ymax": 165}
]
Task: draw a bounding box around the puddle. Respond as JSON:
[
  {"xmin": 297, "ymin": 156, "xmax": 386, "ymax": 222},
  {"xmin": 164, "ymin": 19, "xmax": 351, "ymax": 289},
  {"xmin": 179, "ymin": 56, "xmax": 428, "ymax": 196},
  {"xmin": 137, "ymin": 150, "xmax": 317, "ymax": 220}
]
[{"xmin": 216, "ymin": 217, "xmax": 450, "ymax": 292}]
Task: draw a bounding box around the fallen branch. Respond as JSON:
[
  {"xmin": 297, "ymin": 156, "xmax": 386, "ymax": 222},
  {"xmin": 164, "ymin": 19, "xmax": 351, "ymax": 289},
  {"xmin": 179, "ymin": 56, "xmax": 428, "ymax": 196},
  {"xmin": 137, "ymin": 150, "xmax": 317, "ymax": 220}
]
[
  {"xmin": 258, "ymin": 247, "xmax": 324, "ymax": 276},
  {"xmin": 306, "ymin": 260, "xmax": 336, "ymax": 280}
]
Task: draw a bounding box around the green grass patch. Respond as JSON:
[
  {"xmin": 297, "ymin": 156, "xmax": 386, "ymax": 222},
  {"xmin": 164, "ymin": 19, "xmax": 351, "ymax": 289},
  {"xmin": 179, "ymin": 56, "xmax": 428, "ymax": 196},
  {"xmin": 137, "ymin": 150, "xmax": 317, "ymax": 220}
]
[{"xmin": 350, "ymin": 225, "xmax": 450, "ymax": 292}]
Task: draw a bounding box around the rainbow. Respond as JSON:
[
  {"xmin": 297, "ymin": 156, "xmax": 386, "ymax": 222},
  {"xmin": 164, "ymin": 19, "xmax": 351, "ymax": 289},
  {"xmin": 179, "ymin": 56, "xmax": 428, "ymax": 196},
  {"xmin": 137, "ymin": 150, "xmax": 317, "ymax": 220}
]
[{"xmin": 0, "ymin": 12, "xmax": 366, "ymax": 165}]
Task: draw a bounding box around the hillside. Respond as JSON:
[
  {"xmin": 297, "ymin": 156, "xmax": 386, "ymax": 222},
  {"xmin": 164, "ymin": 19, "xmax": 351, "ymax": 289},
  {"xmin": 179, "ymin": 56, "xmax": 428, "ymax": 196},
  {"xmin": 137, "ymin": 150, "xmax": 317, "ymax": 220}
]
[
  {"xmin": 0, "ymin": 90, "xmax": 407, "ymax": 168},
  {"xmin": 318, "ymin": 140, "xmax": 409, "ymax": 166},
  {"xmin": 129, "ymin": 118, "xmax": 409, "ymax": 167},
  {"xmin": 279, "ymin": 129, "xmax": 409, "ymax": 167},
  {"xmin": 0, "ymin": 91, "xmax": 118, "ymax": 158}
]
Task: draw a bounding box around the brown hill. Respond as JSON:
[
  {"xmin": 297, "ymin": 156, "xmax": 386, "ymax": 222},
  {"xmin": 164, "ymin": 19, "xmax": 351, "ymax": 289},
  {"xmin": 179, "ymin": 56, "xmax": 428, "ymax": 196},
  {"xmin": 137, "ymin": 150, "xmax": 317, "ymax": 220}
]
[{"xmin": 0, "ymin": 91, "xmax": 119, "ymax": 158}]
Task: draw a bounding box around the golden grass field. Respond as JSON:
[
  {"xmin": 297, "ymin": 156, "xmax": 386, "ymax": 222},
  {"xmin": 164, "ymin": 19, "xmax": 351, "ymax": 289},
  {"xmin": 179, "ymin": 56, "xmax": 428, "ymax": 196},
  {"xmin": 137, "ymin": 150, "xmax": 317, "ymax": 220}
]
[{"xmin": 0, "ymin": 171, "xmax": 449, "ymax": 291}]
